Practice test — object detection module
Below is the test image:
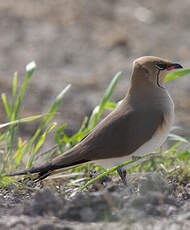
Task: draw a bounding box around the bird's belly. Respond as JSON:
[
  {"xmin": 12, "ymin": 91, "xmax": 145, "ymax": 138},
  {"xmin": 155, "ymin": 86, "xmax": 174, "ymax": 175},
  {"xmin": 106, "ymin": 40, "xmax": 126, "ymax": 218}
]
[{"xmin": 94, "ymin": 122, "xmax": 172, "ymax": 169}]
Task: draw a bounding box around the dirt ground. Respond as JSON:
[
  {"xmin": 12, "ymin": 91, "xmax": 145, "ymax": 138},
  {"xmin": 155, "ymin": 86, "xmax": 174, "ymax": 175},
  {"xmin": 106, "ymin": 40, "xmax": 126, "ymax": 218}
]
[
  {"xmin": 0, "ymin": 173, "xmax": 190, "ymax": 230},
  {"xmin": 0, "ymin": 0, "xmax": 190, "ymax": 229}
]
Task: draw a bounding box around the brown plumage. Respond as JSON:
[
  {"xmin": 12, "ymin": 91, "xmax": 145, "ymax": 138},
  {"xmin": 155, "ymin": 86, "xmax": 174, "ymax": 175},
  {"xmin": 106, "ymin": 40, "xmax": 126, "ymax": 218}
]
[{"xmin": 6, "ymin": 56, "xmax": 183, "ymax": 184}]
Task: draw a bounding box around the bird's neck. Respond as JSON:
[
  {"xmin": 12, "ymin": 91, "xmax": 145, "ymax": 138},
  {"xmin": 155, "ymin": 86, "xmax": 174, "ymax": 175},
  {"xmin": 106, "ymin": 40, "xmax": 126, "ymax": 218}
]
[
  {"xmin": 126, "ymin": 68, "xmax": 167, "ymax": 103},
  {"xmin": 128, "ymin": 71, "xmax": 154, "ymax": 94}
]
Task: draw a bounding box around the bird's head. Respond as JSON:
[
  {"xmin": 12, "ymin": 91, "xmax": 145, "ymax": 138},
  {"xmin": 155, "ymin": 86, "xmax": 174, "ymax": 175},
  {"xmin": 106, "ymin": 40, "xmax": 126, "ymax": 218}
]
[{"xmin": 132, "ymin": 56, "xmax": 183, "ymax": 88}]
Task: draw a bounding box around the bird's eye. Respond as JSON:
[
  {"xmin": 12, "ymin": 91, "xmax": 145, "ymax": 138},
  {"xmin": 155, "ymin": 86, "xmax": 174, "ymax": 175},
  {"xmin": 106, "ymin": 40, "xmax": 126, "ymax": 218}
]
[{"xmin": 155, "ymin": 63, "xmax": 167, "ymax": 70}]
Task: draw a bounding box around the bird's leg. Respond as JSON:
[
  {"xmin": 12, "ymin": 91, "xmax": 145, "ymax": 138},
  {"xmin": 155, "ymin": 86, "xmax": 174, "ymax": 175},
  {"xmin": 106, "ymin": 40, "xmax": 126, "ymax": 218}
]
[{"xmin": 117, "ymin": 167, "xmax": 127, "ymax": 186}]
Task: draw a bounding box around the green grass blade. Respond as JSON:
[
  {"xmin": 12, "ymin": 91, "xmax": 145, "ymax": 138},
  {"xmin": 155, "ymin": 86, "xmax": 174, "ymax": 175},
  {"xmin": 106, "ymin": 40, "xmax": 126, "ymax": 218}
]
[
  {"xmin": 168, "ymin": 133, "xmax": 188, "ymax": 143},
  {"xmin": 177, "ymin": 151, "xmax": 190, "ymax": 162},
  {"xmin": 4, "ymin": 72, "xmax": 20, "ymax": 156},
  {"xmin": 34, "ymin": 123, "xmax": 56, "ymax": 154},
  {"xmin": 15, "ymin": 61, "xmax": 36, "ymax": 116},
  {"xmin": 88, "ymin": 72, "xmax": 121, "ymax": 130},
  {"xmin": 46, "ymin": 85, "xmax": 71, "ymax": 124},
  {"xmin": 70, "ymin": 129, "xmax": 90, "ymax": 144},
  {"xmin": 25, "ymin": 145, "xmax": 36, "ymax": 169},
  {"xmin": 104, "ymin": 101, "xmax": 117, "ymax": 110},
  {"xmin": 14, "ymin": 139, "xmax": 27, "ymax": 166},
  {"xmin": 1, "ymin": 93, "xmax": 10, "ymax": 117},
  {"xmin": 87, "ymin": 105, "xmax": 100, "ymax": 129},
  {"xmin": 78, "ymin": 116, "xmax": 88, "ymax": 134},
  {"xmin": 0, "ymin": 114, "xmax": 49, "ymax": 129},
  {"xmin": 12, "ymin": 72, "xmax": 17, "ymax": 102},
  {"xmin": 26, "ymin": 123, "xmax": 57, "ymax": 168},
  {"xmin": 0, "ymin": 133, "xmax": 7, "ymax": 145},
  {"xmin": 99, "ymin": 72, "xmax": 122, "ymax": 111},
  {"xmin": 9, "ymin": 72, "xmax": 18, "ymax": 120},
  {"xmin": 165, "ymin": 69, "xmax": 190, "ymax": 83},
  {"xmin": 55, "ymin": 124, "xmax": 70, "ymax": 152}
]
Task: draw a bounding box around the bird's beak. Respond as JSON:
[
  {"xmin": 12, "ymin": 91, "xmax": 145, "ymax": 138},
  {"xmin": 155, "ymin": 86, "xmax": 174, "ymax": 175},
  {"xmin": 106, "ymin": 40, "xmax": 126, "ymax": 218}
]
[{"xmin": 167, "ymin": 63, "xmax": 183, "ymax": 71}]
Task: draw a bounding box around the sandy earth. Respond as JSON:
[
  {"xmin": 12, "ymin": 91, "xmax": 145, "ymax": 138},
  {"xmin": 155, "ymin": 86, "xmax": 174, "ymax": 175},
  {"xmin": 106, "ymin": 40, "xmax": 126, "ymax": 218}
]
[{"xmin": 0, "ymin": 1, "xmax": 190, "ymax": 229}]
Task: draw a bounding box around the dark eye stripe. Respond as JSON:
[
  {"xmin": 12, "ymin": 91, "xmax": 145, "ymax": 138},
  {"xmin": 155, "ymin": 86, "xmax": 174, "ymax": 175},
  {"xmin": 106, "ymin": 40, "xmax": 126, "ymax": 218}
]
[{"xmin": 156, "ymin": 63, "xmax": 167, "ymax": 70}]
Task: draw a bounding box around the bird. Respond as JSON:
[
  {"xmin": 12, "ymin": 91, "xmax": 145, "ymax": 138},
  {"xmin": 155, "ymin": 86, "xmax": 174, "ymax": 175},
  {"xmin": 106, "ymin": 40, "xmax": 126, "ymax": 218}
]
[{"xmin": 6, "ymin": 56, "xmax": 183, "ymax": 185}]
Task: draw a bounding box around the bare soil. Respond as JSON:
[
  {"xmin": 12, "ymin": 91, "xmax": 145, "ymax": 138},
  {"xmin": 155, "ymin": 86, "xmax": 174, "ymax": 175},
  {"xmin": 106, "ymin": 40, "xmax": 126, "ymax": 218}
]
[{"xmin": 0, "ymin": 173, "xmax": 190, "ymax": 230}]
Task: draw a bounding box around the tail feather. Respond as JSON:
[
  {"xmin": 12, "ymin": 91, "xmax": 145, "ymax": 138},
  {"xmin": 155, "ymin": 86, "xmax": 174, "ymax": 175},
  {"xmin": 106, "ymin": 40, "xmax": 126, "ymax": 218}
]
[
  {"xmin": 5, "ymin": 141, "xmax": 90, "ymax": 181},
  {"xmin": 5, "ymin": 161, "xmax": 54, "ymax": 177},
  {"xmin": 5, "ymin": 158, "xmax": 89, "ymax": 181}
]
